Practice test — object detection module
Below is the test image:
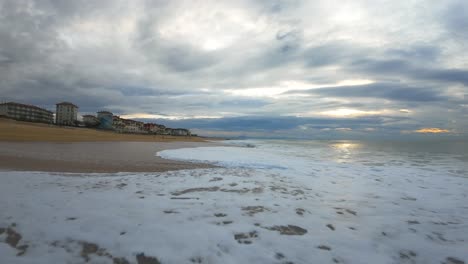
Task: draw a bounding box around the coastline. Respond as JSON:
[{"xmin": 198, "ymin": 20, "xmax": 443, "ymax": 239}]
[
  {"xmin": 0, "ymin": 118, "xmax": 215, "ymax": 142},
  {"xmin": 0, "ymin": 141, "xmax": 221, "ymax": 173},
  {"xmin": 0, "ymin": 118, "xmax": 225, "ymax": 173}
]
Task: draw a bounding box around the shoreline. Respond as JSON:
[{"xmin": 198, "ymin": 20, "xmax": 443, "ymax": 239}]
[
  {"xmin": 0, "ymin": 118, "xmax": 220, "ymax": 143},
  {"xmin": 0, "ymin": 141, "xmax": 220, "ymax": 173}
]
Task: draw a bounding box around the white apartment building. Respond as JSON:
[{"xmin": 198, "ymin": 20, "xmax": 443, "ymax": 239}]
[
  {"xmin": 56, "ymin": 102, "xmax": 78, "ymax": 126},
  {"xmin": 171, "ymin": 128, "xmax": 191, "ymax": 136},
  {"xmin": 0, "ymin": 102, "xmax": 53, "ymax": 124}
]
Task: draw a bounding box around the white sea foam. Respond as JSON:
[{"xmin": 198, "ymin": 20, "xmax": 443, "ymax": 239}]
[{"xmin": 1, "ymin": 140, "xmax": 467, "ymax": 264}]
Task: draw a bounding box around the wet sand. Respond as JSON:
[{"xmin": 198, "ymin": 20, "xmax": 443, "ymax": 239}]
[{"xmin": 0, "ymin": 141, "xmax": 219, "ymax": 173}]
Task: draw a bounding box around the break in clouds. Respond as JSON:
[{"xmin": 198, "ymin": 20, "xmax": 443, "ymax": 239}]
[{"xmin": 0, "ymin": 0, "xmax": 467, "ymax": 138}]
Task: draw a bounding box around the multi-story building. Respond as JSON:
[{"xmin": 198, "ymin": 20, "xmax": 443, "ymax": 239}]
[
  {"xmin": 0, "ymin": 102, "xmax": 53, "ymax": 124},
  {"xmin": 112, "ymin": 115, "xmax": 125, "ymax": 132},
  {"xmin": 56, "ymin": 102, "xmax": 78, "ymax": 126},
  {"xmin": 171, "ymin": 128, "xmax": 191, "ymax": 136},
  {"xmin": 143, "ymin": 123, "xmax": 166, "ymax": 134},
  {"xmin": 82, "ymin": 115, "xmax": 100, "ymax": 127},
  {"xmin": 163, "ymin": 128, "xmax": 173, "ymax": 135},
  {"xmin": 122, "ymin": 119, "xmax": 145, "ymax": 133}
]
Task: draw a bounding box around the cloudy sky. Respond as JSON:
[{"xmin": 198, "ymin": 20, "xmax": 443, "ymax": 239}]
[{"xmin": 1, "ymin": 0, "xmax": 467, "ymax": 138}]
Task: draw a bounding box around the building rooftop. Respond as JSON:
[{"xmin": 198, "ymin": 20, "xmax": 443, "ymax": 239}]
[
  {"xmin": 97, "ymin": 111, "xmax": 113, "ymax": 114},
  {"xmin": 0, "ymin": 102, "xmax": 53, "ymax": 114},
  {"xmin": 56, "ymin": 102, "xmax": 79, "ymax": 108},
  {"xmin": 123, "ymin": 118, "xmax": 144, "ymax": 124},
  {"xmin": 82, "ymin": 115, "xmax": 97, "ymax": 118}
]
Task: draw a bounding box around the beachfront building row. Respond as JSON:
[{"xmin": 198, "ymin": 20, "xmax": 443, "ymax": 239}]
[
  {"xmin": 0, "ymin": 101, "xmax": 192, "ymax": 136},
  {"xmin": 84, "ymin": 111, "xmax": 191, "ymax": 136},
  {"xmin": 170, "ymin": 128, "xmax": 191, "ymax": 136},
  {"xmin": 0, "ymin": 101, "xmax": 78, "ymax": 125},
  {"xmin": 112, "ymin": 115, "xmax": 144, "ymax": 133},
  {"xmin": 0, "ymin": 102, "xmax": 54, "ymax": 124},
  {"xmin": 82, "ymin": 115, "xmax": 99, "ymax": 127},
  {"xmin": 144, "ymin": 123, "xmax": 166, "ymax": 134}
]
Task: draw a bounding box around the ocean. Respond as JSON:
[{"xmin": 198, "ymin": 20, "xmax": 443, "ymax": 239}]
[
  {"xmin": 159, "ymin": 139, "xmax": 468, "ymax": 263},
  {"xmin": 1, "ymin": 139, "xmax": 467, "ymax": 263}
]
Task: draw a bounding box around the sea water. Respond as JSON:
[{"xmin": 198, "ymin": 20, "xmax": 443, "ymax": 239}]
[
  {"xmin": 1, "ymin": 139, "xmax": 467, "ymax": 264},
  {"xmin": 158, "ymin": 139, "xmax": 468, "ymax": 263}
]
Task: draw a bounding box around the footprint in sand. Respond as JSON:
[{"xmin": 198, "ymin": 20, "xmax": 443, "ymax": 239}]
[
  {"xmin": 214, "ymin": 213, "xmax": 227, "ymax": 217},
  {"xmin": 295, "ymin": 208, "xmax": 306, "ymax": 216},
  {"xmin": 234, "ymin": 231, "xmax": 258, "ymax": 244},
  {"xmin": 443, "ymin": 257, "xmax": 465, "ymax": 264},
  {"xmin": 317, "ymin": 245, "xmax": 331, "ymax": 251},
  {"xmin": 334, "ymin": 207, "xmax": 357, "ymax": 216},
  {"xmin": 216, "ymin": 221, "xmax": 233, "ymax": 226},
  {"xmin": 263, "ymin": 225, "xmax": 308, "ymax": 235},
  {"xmin": 0, "ymin": 224, "xmax": 29, "ymax": 256},
  {"xmin": 242, "ymin": 206, "xmax": 270, "ymax": 216}
]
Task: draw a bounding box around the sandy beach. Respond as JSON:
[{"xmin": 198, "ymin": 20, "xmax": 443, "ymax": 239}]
[
  {"xmin": 0, "ymin": 118, "xmax": 209, "ymax": 143},
  {"xmin": 0, "ymin": 141, "xmax": 220, "ymax": 173},
  {"xmin": 0, "ymin": 118, "xmax": 221, "ymax": 173}
]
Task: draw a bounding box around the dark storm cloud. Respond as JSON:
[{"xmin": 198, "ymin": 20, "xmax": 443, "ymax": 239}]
[
  {"xmin": 304, "ymin": 43, "xmax": 439, "ymax": 70},
  {"xmin": 350, "ymin": 59, "xmax": 468, "ymax": 86},
  {"xmin": 301, "ymin": 41, "xmax": 468, "ymax": 87},
  {"xmin": 141, "ymin": 115, "xmax": 390, "ymax": 131},
  {"xmin": 287, "ymin": 82, "xmax": 447, "ymax": 102}
]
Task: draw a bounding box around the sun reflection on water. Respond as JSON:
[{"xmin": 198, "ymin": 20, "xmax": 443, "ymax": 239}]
[{"xmin": 330, "ymin": 142, "xmax": 362, "ymax": 163}]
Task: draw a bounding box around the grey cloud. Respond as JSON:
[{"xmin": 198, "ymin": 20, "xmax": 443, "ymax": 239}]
[
  {"xmin": 413, "ymin": 68, "xmax": 468, "ymax": 86},
  {"xmin": 442, "ymin": 1, "xmax": 468, "ymax": 39},
  {"xmin": 138, "ymin": 38, "xmax": 220, "ymax": 73},
  {"xmin": 304, "ymin": 43, "xmax": 363, "ymax": 67},
  {"xmin": 350, "ymin": 59, "xmax": 468, "ymax": 86},
  {"xmin": 158, "ymin": 45, "xmax": 219, "ymax": 72},
  {"xmin": 254, "ymin": 0, "xmax": 303, "ymax": 13},
  {"xmin": 256, "ymin": 30, "xmax": 303, "ymax": 68},
  {"xmin": 0, "ymin": 0, "xmax": 467, "ymax": 138},
  {"xmin": 302, "ymin": 42, "xmax": 467, "ymax": 87},
  {"xmin": 0, "ymin": 2, "xmax": 63, "ymax": 64},
  {"xmin": 116, "ymin": 86, "xmax": 187, "ymax": 97},
  {"xmin": 286, "ymin": 82, "xmax": 447, "ymax": 102},
  {"xmin": 385, "ymin": 46, "xmax": 441, "ymax": 63}
]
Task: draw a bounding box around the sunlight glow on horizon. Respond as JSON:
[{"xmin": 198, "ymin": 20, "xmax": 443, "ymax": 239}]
[
  {"xmin": 414, "ymin": 128, "xmax": 451, "ymax": 134},
  {"xmin": 319, "ymin": 108, "xmax": 387, "ymax": 117}
]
